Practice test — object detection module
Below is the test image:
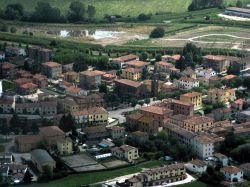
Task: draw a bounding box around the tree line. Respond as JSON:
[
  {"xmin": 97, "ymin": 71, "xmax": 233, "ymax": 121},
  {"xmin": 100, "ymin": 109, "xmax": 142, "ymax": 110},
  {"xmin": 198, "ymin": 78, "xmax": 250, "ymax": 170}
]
[
  {"xmin": 188, "ymin": 0, "xmax": 224, "ymax": 11},
  {"xmin": 0, "ymin": 1, "xmax": 96, "ymax": 23}
]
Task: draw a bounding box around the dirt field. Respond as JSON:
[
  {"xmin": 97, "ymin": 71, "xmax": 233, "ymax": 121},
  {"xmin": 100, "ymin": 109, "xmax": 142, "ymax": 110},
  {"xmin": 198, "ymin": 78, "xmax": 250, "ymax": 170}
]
[{"xmin": 102, "ymin": 160, "xmax": 129, "ymax": 168}]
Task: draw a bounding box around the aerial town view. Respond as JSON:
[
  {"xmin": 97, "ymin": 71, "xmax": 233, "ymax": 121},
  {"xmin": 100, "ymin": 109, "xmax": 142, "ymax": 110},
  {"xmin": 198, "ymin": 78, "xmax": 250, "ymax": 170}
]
[{"xmin": 1, "ymin": 0, "xmax": 250, "ymax": 187}]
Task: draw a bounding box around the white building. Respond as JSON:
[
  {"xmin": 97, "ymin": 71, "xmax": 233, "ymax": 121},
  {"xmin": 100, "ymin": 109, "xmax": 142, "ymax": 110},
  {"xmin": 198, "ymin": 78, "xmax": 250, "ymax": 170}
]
[
  {"xmin": 65, "ymin": 86, "xmax": 87, "ymax": 97},
  {"xmin": 221, "ymin": 166, "xmax": 243, "ymax": 182},
  {"xmin": 196, "ymin": 68, "xmax": 216, "ymax": 79},
  {"xmin": 178, "ymin": 77, "xmax": 199, "ymax": 90},
  {"xmin": 185, "ymin": 159, "xmax": 207, "ymax": 174},
  {"xmin": 71, "ymin": 110, "xmax": 88, "ymax": 125},
  {"xmin": 191, "ymin": 135, "xmax": 214, "ymax": 159}
]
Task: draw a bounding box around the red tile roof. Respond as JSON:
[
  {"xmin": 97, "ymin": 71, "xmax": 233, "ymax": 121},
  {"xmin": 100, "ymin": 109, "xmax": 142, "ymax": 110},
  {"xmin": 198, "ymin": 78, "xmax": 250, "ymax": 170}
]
[{"xmin": 42, "ymin": 61, "xmax": 61, "ymax": 68}]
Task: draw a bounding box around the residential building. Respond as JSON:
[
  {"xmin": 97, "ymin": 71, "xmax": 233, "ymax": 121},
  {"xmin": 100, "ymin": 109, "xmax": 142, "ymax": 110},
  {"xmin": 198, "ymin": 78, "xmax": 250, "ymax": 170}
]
[
  {"xmin": 221, "ymin": 166, "xmax": 243, "ymax": 182},
  {"xmin": 137, "ymin": 116, "xmax": 160, "ymax": 134},
  {"xmin": 232, "ymin": 99, "xmax": 244, "ymax": 111},
  {"xmin": 214, "ymin": 153, "xmax": 228, "ymax": 166},
  {"xmin": 75, "ymin": 94, "xmax": 105, "ymax": 109},
  {"xmin": 0, "ymin": 51, "xmax": 5, "ymax": 60},
  {"xmin": 182, "ymin": 116, "xmax": 214, "ymax": 133},
  {"xmin": 31, "ymin": 149, "xmax": 56, "ymax": 176},
  {"xmin": 178, "ymin": 77, "xmax": 199, "ymax": 90},
  {"xmin": 71, "ymin": 109, "xmax": 88, "ymax": 126},
  {"xmin": 15, "ymin": 101, "xmax": 57, "ymax": 116},
  {"xmin": 126, "ymin": 60, "xmax": 149, "ymax": 71},
  {"xmin": 0, "ymin": 62, "xmax": 17, "ymax": 78},
  {"xmin": 101, "ymin": 72, "xmax": 116, "ymax": 85},
  {"xmin": 180, "ymin": 92, "xmax": 202, "ymax": 111},
  {"xmin": 80, "ymin": 70, "xmax": 105, "ymax": 90},
  {"xmin": 88, "ymin": 107, "xmax": 108, "ymax": 125},
  {"xmin": 160, "ymin": 99, "xmax": 194, "ymax": 116},
  {"xmin": 57, "ymin": 138, "xmax": 73, "ymax": 155},
  {"xmin": 0, "ymin": 99, "xmax": 14, "ymax": 113},
  {"xmin": 111, "ymin": 144, "xmax": 139, "ymax": 162},
  {"xmin": 58, "ymin": 97, "xmax": 79, "ymax": 113},
  {"xmin": 203, "ymin": 55, "xmax": 237, "ymax": 73},
  {"xmin": 42, "ymin": 61, "xmax": 62, "ymax": 79},
  {"xmin": 162, "ymin": 54, "xmax": 181, "ymax": 62},
  {"xmin": 39, "ymin": 126, "xmax": 65, "ymax": 148},
  {"xmin": 114, "ymin": 79, "xmax": 146, "ymax": 98},
  {"xmin": 19, "ymin": 83, "xmax": 38, "ymax": 95},
  {"xmin": 121, "ymin": 68, "xmax": 141, "ymax": 81},
  {"xmin": 15, "ymin": 135, "xmax": 42, "ymax": 153},
  {"xmin": 155, "ymin": 61, "xmax": 175, "ymax": 74},
  {"xmin": 212, "ymin": 108, "xmax": 232, "ymax": 121},
  {"xmin": 107, "ymin": 126, "xmax": 125, "ymax": 139},
  {"xmin": 139, "ymin": 105, "xmax": 173, "ymax": 126},
  {"xmin": 231, "ymin": 56, "xmax": 250, "ymax": 72},
  {"xmin": 28, "ymin": 46, "xmax": 52, "ymax": 63},
  {"xmin": 118, "ymin": 163, "xmax": 186, "ymax": 187},
  {"xmin": 207, "ymin": 88, "xmax": 236, "ymax": 104},
  {"xmin": 130, "ymin": 131, "xmax": 149, "ymax": 144},
  {"xmin": 185, "ymin": 159, "xmax": 207, "ymax": 174},
  {"xmin": 191, "ymin": 135, "xmax": 214, "ymax": 159},
  {"xmin": 233, "ymin": 122, "xmax": 250, "ymax": 136},
  {"xmin": 65, "ymin": 86, "xmax": 87, "ymax": 97},
  {"xmin": 63, "ymin": 71, "xmax": 79, "ymax": 83},
  {"xmin": 196, "ymin": 68, "xmax": 216, "ymax": 78},
  {"xmin": 84, "ymin": 125, "xmax": 109, "ymax": 142},
  {"xmin": 32, "ymin": 74, "xmax": 48, "ymax": 89},
  {"xmin": 111, "ymin": 54, "xmax": 139, "ymax": 68},
  {"xmin": 5, "ymin": 46, "xmax": 26, "ymax": 56},
  {"xmin": 181, "ymin": 67, "xmax": 197, "ymax": 79}
]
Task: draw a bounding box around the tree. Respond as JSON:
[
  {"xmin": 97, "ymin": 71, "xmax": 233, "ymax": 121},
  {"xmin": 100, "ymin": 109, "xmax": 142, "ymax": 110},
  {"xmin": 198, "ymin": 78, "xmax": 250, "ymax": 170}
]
[
  {"xmin": 145, "ymin": 98, "xmax": 150, "ymax": 105},
  {"xmin": 87, "ymin": 5, "xmax": 96, "ymax": 20},
  {"xmin": 141, "ymin": 68, "xmax": 148, "ymax": 80},
  {"xmin": 30, "ymin": 2, "xmax": 64, "ymax": 23},
  {"xmin": 155, "ymin": 54, "xmax": 162, "ymax": 62},
  {"xmin": 4, "ymin": 3, "xmax": 24, "ymax": 20},
  {"xmin": 98, "ymin": 83, "xmax": 107, "ymax": 93},
  {"xmin": 10, "ymin": 114, "xmax": 20, "ymax": 134},
  {"xmin": 236, "ymin": 0, "xmax": 243, "ymax": 8},
  {"xmin": 150, "ymin": 27, "xmax": 165, "ymax": 38},
  {"xmin": 73, "ymin": 61, "xmax": 88, "ymax": 72},
  {"xmin": 67, "ymin": 1, "xmax": 86, "ymax": 22},
  {"xmin": 59, "ymin": 114, "xmax": 76, "ymax": 133},
  {"xmin": 140, "ymin": 52, "xmax": 148, "ymax": 61},
  {"xmin": 138, "ymin": 13, "xmax": 151, "ymax": 21}
]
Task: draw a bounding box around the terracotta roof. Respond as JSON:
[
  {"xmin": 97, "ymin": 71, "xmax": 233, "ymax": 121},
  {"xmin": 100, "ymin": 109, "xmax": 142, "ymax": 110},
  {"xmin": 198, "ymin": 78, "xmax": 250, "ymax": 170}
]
[
  {"xmin": 85, "ymin": 125, "xmax": 107, "ymax": 134},
  {"xmin": 64, "ymin": 71, "xmax": 79, "ymax": 76},
  {"xmin": 14, "ymin": 78, "xmax": 32, "ymax": 86},
  {"xmin": 15, "ymin": 135, "xmax": 42, "ymax": 144},
  {"xmin": 234, "ymin": 99, "xmax": 244, "ymax": 105},
  {"xmin": 203, "ymin": 55, "xmax": 228, "ymax": 61},
  {"xmin": 123, "ymin": 68, "xmax": 141, "ymax": 73},
  {"xmin": 143, "ymin": 163, "xmax": 184, "ymax": 175},
  {"xmin": 208, "ymin": 88, "xmax": 225, "ymax": 94},
  {"xmin": 1, "ymin": 62, "xmax": 17, "ymax": 69},
  {"xmin": 71, "ymin": 109, "xmax": 89, "ymax": 116},
  {"xmin": 126, "ymin": 112, "xmax": 143, "ymax": 120},
  {"xmin": 181, "ymin": 92, "xmax": 202, "ymax": 98},
  {"xmin": 214, "ymin": 153, "xmax": 227, "ymax": 159},
  {"xmin": 156, "ymin": 61, "xmax": 174, "ymax": 67},
  {"xmin": 120, "ymin": 144, "xmax": 137, "ymax": 152},
  {"xmin": 162, "ymin": 54, "xmax": 181, "ymax": 61},
  {"xmin": 80, "ymin": 70, "xmax": 106, "ymax": 76},
  {"xmin": 184, "ymin": 116, "xmax": 213, "ymax": 125},
  {"xmin": 33, "ymin": 74, "xmax": 47, "ymax": 81},
  {"xmin": 88, "ymin": 107, "xmax": 107, "ymax": 114},
  {"xmin": 115, "ymin": 79, "xmax": 142, "ymax": 88},
  {"xmin": 224, "ymin": 74, "xmax": 236, "ymax": 80},
  {"xmin": 39, "ymin": 126, "xmax": 65, "ymax": 137},
  {"xmin": 221, "ymin": 166, "xmax": 242, "ymax": 174},
  {"xmin": 20, "ymin": 83, "xmax": 38, "ymax": 89},
  {"xmin": 131, "ymin": 131, "xmax": 148, "ymax": 137},
  {"xmin": 140, "ymin": 106, "xmax": 169, "ymax": 115},
  {"xmin": 194, "ymin": 135, "xmax": 214, "ymax": 144},
  {"xmin": 42, "ymin": 61, "xmax": 61, "ymax": 68},
  {"xmin": 108, "ymin": 126, "xmax": 125, "ymax": 131},
  {"xmin": 190, "ymin": 159, "xmax": 206, "ymax": 167},
  {"xmin": 102, "ymin": 73, "xmax": 116, "ymax": 79},
  {"xmin": 179, "ymin": 76, "xmax": 198, "ymax": 82},
  {"xmin": 112, "ymin": 54, "xmax": 138, "ymax": 62},
  {"xmin": 126, "ymin": 60, "xmax": 149, "ymax": 68},
  {"xmin": 66, "ymin": 86, "xmax": 81, "ymax": 93}
]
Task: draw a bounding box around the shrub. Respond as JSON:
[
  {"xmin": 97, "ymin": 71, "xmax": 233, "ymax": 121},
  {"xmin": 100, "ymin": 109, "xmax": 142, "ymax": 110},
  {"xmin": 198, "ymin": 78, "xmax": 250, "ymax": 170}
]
[{"xmin": 150, "ymin": 27, "xmax": 165, "ymax": 38}]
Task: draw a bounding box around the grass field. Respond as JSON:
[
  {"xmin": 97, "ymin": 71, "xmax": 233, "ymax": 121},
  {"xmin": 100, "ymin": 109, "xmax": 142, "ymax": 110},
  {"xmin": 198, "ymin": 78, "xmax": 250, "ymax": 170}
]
[
  {"xmin": 176, "ymin": 181, "xmax": 212, "ymax": 187},
  {"xmin": 24, "ymin": 160, "xmax": 167, "ymax": 187},
  {"xmin": 0, "ymin": 0, "xmax": 192, "ymax": 19}
]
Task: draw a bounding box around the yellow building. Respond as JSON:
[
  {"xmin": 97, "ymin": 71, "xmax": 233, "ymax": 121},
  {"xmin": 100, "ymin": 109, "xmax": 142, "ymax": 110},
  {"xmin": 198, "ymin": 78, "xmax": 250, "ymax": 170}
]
[
  {"xmin": 111, "ymin": 144, "xmax": 139, "ymax": 162},
  {"xmin": 180, "ymin": 92, "xmax": 202, "ymax": 110},
  {"xmin": 208, "ymin": 88, "xmax": 236, "ymax": 104},
  {"xmin": 63, "ymin": 71, "xmax": 79, "ymax": 83},
  {"xmin": 88, "ymin": 107, "xmax": 108, "ymax": 125},
  {"xmin": 183, "ymin": 116, "xmax": 214, "ymax": 132},
  {"xmin": 121, "ymin": 68, "xmax": 141, "ymax": 81},
  {"xmin": 57, "ymin": 138, "xmax": 73, "ymax": 155}
]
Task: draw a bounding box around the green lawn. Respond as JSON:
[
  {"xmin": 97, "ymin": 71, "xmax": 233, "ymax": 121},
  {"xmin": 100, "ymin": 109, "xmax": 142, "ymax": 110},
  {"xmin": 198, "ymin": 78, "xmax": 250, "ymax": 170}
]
[
  {"xmin": 176, "ymin": 181, "xmax": 212, "ymax": 187},
  {"xmin": 0, "ymin": 0, "xmax": 192, "ymax": 19},
  {"xmin": 25, "ymin": 160, "xmax": 167, "ymax": 187},
  {"xmin": 2, "ymin": 80, "xmax": 15, "ymax": 92}
]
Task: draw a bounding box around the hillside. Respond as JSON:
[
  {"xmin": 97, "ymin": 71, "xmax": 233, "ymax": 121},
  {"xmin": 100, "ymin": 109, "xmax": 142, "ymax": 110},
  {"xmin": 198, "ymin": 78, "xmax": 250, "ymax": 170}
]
[{"xmin": 0, "ymin": 0, "xmax": 192, "ymax": 19}]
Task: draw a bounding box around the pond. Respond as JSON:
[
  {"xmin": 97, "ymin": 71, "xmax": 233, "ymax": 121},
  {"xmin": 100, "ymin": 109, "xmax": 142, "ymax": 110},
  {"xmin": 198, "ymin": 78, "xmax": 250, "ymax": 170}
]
[{"xmin": 47, "ymin": 29, "xmax": 148, "ymax": 40}]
